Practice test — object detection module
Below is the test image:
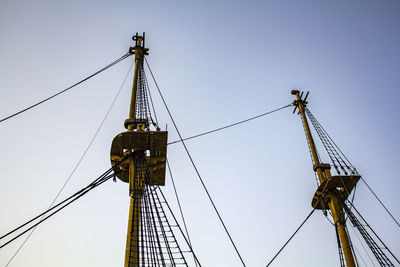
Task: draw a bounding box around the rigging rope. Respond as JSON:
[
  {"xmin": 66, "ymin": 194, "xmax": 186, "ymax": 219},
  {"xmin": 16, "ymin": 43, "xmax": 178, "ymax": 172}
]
[
  {"xmin": 167, "ymin": 103, "xmax": 293, "ymax": 145},
  {"xmin": 157, "ymin": 187, "xmax": 202, "ymax": 267},
  {"xmin": 166, "ymin": 160, "xmax": 198, "ymax": 267},
  {"xmin": 144, "ymin": 70, "xmax": 159, "ymax": 128},
  {"xmin": 135, "ymin": 61, "xmax": 153, "ymax": 123},
  {"xmin": 305, "ymin": 107, "xmax": 356, "ymax": 175},
  {"xmin": 345, "ymin": 224, "xmax": 361, "ymax": 267},
  {"xmin": 4, "ymin": 60, "xmax": 135, "ymax": 266},
  {"xmin": 305, "ymin": 107, "xmax": 400, "ymax": 229},
  {"xmin": 334, "ymin": 224, "xmax": 346, "ymax": 267},
  {"xmin": 145, "ymin": 58, "xmax": 247, "ymax": 267},
  {"xmin": 0, "ymin": 154, "xmax": 130, "ymax": 250},
  {"xmin": 299, "ymin": 108, "xmax": 320, "ymax": 186},
  {"xmin": 348, "ymin": 220, "xmax": 377, "ymax": 266},
  {"xmin": 0, "ymin": 172, "xmax": 115, "ymax": 249},
  {"xmin": 343, "ymin": 200, "xmax": 400, "ymax": 265},
  {"xmin": 360, "ymin": 177, "xmax": 400, "ymax": 229},
  {"xmin": 266, "ymin": 208, "xmax": 316, "ymax": 267},
  {"xmin": 141, "ymin": 64, "xmax": 194, "ymax": 264},
  {"xmin": 306, "ymin": 107, "xmax": 358, "ymax": 174},
  {"xmin": 0, "ymin": 52, "xmax": 132, "ymax": 124},
  {"xmin": 133, "ymin": 180, "xmax": 189, "ymax": 266},
  {"xmin": 0, "ymin": 172, "xmax": 113, "ymax": 243},
  {"xmin": 152, "ymin": 185, "xmax": 188, "ymax": 266}
]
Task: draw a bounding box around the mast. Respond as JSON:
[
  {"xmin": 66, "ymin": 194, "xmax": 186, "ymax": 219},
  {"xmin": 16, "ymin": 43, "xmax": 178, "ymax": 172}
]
[
  {"xmin": 125, "ymin": 32, "xmax": 146, "ymax": 267},
  {"xmin": 292, "ymin": 90, "xmax": 358, "ymax": 267},
  {"xmin": 110, "ymin": 33, "xmax": 168, "ymax": 267}
]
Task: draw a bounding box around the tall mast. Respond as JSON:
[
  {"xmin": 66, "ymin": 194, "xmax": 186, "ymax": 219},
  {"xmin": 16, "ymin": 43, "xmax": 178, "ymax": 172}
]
[
  {"xmin": 124, "ymin": 32, "xmax": 147, "ymax": 267},
  {"xmin": 110, "ymin": 33, "xmax": 169, "ymax": 267},
  {"xmin": 292, "ymin": 90, "xmax": 357, "ymax": 267}
]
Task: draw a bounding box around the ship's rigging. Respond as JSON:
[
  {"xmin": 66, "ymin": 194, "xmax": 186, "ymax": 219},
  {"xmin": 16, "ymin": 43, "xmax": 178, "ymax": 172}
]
[{"xmin": 0, "ymin": 34, "xmax": 399, "ymax": 267}]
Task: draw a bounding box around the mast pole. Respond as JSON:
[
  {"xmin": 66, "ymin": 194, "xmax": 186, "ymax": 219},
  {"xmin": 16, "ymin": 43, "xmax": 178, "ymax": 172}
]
[
  {"xmin": 124, "ymin": 33, "xmax": 148, "ymax": 267},
  {"xmin": 110, "ymin": 34, "xmax": 168, "ymax": 266},
  {"xmin": 128, "ymin": 34, "xmax": 142, "ymax": 124},
  {"xmin": 292, "ymin": 90, "xmax": 356, "ymax": 267}
]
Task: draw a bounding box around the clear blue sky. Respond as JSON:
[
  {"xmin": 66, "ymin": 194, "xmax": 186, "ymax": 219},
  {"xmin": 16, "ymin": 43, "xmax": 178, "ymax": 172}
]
[{"xmin": 0, "ymin": 1, "xmax": 399, "ymax": 266}]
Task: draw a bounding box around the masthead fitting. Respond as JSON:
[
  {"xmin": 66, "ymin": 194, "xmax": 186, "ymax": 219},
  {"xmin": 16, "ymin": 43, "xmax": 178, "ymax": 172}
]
[
  {"xmin": 291, "ymin": 89, "xmax": 300, "ymax": 95},
  {"xmin": 129, "ymin": 32, "xmax": 149, "ymax": 55}
]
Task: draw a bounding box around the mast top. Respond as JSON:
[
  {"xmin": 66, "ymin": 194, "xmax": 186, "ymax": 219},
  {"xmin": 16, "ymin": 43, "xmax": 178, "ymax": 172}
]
[
  {"xmin": 126, "ymin": 32, "xmax": 150, "ymax": 130},
  {"xmin": 129, "ymin": 32, "xmax": 149, "ymax": 58}
]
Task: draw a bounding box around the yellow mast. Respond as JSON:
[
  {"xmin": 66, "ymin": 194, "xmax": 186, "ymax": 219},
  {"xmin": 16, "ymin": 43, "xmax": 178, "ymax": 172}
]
[
  {"xmin": 109, "ymin": 33, "xmax": 168, "ymax": 267},
  {"xmin": 292, "ymin": 90, "xmax": 357, "ymax": 267},
  {"xmin": 124, "ymin": 33, "xmax": 146, "ymax": 267}
]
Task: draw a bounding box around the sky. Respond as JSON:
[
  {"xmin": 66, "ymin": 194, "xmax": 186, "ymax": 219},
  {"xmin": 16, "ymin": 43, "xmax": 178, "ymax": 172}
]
[{"xmin": 0, "ymin": 0, "xmax": 399, "ymax": 266}]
